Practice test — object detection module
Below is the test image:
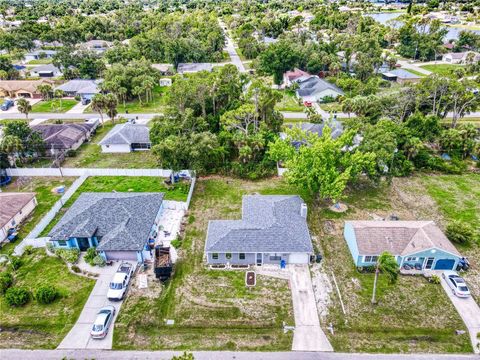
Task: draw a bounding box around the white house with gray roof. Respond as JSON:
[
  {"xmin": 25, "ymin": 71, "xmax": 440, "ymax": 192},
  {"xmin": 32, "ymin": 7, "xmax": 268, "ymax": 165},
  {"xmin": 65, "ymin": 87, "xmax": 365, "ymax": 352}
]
[
  {"xmin": 296, "ymin": 76, "xmax": 344, "ymax": 103},
  {"xmin": 48, "ymin": 192, "xmax": 164, "ymax": 262},
  {"xmin": 99, "ymin": 123, "xmax": 151, "ymax": 153},
  {"xmin": 205, "ymin": 195, "xmax": 313, "ymax": 266}
]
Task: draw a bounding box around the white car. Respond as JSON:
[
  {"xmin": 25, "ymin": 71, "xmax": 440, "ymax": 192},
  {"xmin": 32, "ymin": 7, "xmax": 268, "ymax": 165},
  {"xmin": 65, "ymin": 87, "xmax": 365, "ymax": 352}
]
[
  {"xmin": 107, "ymin": 262, "xmax": 134, "ymax": 301},
  {"xmin": 442, "ymin": 271, "xmax": 471, "ymax": 298},
  {"xmin": 90, "ymin": 305, "xmax": 115, "ymax": 339}
]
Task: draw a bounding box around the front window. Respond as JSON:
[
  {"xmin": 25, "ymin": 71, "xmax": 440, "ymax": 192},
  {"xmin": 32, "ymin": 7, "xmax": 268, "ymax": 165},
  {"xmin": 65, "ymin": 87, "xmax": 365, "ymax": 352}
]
[
  {"xmin": 269, "ymin": 255, "xmax": 281, "ymax": 261},
  {"xmin": 109, "ymin": 282, "xmax": 123, "ymax": 290},
  {"xmin": 226, "ymin": 253, "xmax": 232, "ymax": 260},
  {"xmin": 212, "ymin": 253, "xmax": 218, "ymax": 260},
  {"xmin": 239, "ymin": 253, "xmax": 245, "ymax": 260},
  {"xmin": 459, "ymin": 286, "xmax": 469, "ymax": 292},
  {"xmin": 58, "ymin": 240, "xmax": 67, "ymax": 246},
  {"xmin": 92, "ymin": 324, "xmax": 103, "ymax": 332},
  {"xmin": 364, "ymin": 256, "xmax": 378, "ymax": 263}
]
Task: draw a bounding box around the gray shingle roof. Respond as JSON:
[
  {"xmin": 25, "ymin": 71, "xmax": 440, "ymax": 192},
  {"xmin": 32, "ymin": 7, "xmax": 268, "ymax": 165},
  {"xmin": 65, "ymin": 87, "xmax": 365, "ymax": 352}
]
[
  {"xmin": 32, "ymin": 123, "xmax": 96, "ymax": 150},
  {"xmin": 99, "ymin": 123, "xmax": 150, "ymax": 146},
  {"xmin": 31, "ymin": 64, "xmax": 61, "ymax": 73},
  {"xmin": 296, "ymin": 76, "xmax": 344, "ymax": 97},
  {"xmin": 177, "ymin": 63, "xmax": 213, "ymax": 73},
  {"xmin": 382, "ymin": 69, "xmax": 420, "ymax": 80},
  {"xmin": 205, "ymin": 195, "xmax": 313, "ymax": 253},
  {"xmin": 55, "ymin": 79, "xmax": 102, "ymax": 94},
  {"xmin": 49, "ymin": 192, "xmax": 164, "ymax": 251}
]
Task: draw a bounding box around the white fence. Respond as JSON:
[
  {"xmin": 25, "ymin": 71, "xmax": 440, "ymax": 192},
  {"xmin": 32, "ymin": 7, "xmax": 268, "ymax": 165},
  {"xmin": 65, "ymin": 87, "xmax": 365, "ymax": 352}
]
[{"xmin": 6, "ymin": 167, "xmax": 173, "ymax": 177}]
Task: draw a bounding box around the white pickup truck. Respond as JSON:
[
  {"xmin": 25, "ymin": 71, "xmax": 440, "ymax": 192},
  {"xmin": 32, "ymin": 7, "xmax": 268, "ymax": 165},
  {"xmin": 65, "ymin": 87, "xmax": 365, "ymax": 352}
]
[{"xmin": 107, "ymin": 262, "xmax": 134, "ymax": 301}]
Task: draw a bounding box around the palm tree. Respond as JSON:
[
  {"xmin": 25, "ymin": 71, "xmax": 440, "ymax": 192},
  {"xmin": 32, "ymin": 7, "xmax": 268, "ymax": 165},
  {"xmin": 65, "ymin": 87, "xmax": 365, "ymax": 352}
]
[
  {"xmin": 16, "ymin": 98, "xmax": 32, "ymax": 120},
  {"xmin": 371, "ymin": 251, "xmax": 399, "ymax": 305},
  {"xmin": 0, "ymin": 135, "xmax": 23, "ymax": 166},
  {"xmin": 37, "ymin": 84, "xmax": 52, "ymax": 101},
  {"xmin": 53, "ymin": 89, "xmax": 64, "ymax": 111},
  {"xmin": 104, "ymin": 94, "xmax": 118, "ymax": 123},
  {"xmin": 91, "ymin": 94, "xmax": 106, "ymax": 126}
]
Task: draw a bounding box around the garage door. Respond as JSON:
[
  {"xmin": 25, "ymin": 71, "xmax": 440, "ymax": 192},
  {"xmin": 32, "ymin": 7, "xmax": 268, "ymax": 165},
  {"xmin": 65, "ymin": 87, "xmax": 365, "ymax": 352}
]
[
  {"xmin": 105, "ymin": 251, "xmax": 138, "ymax": 261},
  {"xmin": 434, "ymin": 259, "xmax": 455, "ymax": 270},
  {"xmin": 288, "ymin": 253, "xmax": 309, "ymax": 264}
]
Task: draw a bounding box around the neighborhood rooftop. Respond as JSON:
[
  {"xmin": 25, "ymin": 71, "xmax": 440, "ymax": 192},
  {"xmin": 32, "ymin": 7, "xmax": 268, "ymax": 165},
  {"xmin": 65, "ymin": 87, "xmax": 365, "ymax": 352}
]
[
  {"xmin": 48, "ymin": 192, "xmax": 164, "ymax": 252},
  {"xmin": 346, "ymin": 220, "xmax": 461, "ymax": 256},
  {"xmin": 32, "ymin": 123, "xmax": 96, "ymax": 150},
  {"xmin": 296, "ymin": 76, "xmax": 344, "ymax": 97},
  {"xmin": 205, "ymin": 195, "xmax": 313, "ymax": 253},
  {"xmin": 382, "ymin": 68, "xmax": 420, "ymax": 79},
  {"xmin": 99, "ymin": 123, "xmax": 150, "ymax": 146},
  {"xmin": 0, "ymin": 192, "xmax": 36, "ymax": 229},
  {"xmin": 55, "ymin": 79, "xmax": 102, "ymax": 94}
]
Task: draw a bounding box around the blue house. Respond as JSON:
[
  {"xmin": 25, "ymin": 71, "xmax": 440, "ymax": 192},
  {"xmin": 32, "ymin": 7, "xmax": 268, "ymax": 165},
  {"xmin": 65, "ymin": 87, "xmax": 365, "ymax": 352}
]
[
  {"xmin": 48, "ymin": 192, "xmax": 164, "ymax": 262},
  {"xmin": 344, "ymin": 221, "xmax": 462, "ymax": 271}
]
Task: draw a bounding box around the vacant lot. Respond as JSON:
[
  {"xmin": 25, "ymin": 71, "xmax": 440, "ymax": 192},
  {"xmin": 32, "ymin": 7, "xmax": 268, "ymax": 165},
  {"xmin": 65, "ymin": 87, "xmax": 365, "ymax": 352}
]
[
  {"xmin": 275, "ymin": 91, "xmax": 304, "ymax": 112},
  {"xmin": 31, "ymin": 99, "xmax": 78, "ymax": 113},
  {"xmin": 0, "ymin": 249, "xmax": 94, "ymax": 349},
  {"xmin": 0, "ymin": 177, "xmax": 75, "ymax": 255},
  {"xmin": 62, "ymin": 123, "xmax": 159, "ymax": 169},
  {"xmin": 420, "ymin": 64, "xmax": 466, "ymax": 76},
  {"xmin": 313, "ymin": 175, "xmax": 473, "ymax": 353},
  {"xmin": 114, "ymin": 177, "xmax": 311, "ymax": 351}
]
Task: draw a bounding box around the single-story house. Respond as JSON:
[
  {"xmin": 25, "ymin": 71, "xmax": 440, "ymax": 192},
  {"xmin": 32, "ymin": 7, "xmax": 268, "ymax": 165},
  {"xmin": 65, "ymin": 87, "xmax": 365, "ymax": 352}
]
[
  {"xmin": 205, "ymin": 195, "xmax": 313, "ymax": 266},
  {"xmin": 344, "ymin": 221, "xmax": 462, "ymax": 271},
  {"xmin": 48, "ymin": 192, "xmax": 164, "ymax": 262},
  {"xmin": 283, "ymin": 68, "xmax": 311, "ymax": 87},
  {"xmin": 0, "ymin": 79, "xmax": 54, "ymax": 98},
  {"xmin": 30, "ymin": 64, "xmax": 62, "ymax": 78},
  {"xmin": 296, "ymin": 76, "xmax": 344, "ymax": 102},
  {"xmin": 382, "ymin": 69, "xmax": 421, "ymax": 84},
  {"xmin": 99, "ymin": 123, "xmax": 151, "ymax": 153},
  {"xmin": 0, "ymin": 192, "xmax": 37, "ymax": 242},
  {"xmin": 78, "ymin": 39, "xmax": 113, "ymax": 54},
  {"xmin": 55, "ymin": 79, "xmax": 102, "ymax": 102},
  {"xmin": 443, "ymin": 51, "xmax": 480, "ymax": 64},
  {"xmin": 24, "ymin": 49, "xmax": 57, "ymax": 62},
  {"xmin": 177, "ymin": 63, "xmax": 213, "ymax": 74},
  {"xmin": 32, "ymin": 122, "xmax": 98, "ymax": 155}
]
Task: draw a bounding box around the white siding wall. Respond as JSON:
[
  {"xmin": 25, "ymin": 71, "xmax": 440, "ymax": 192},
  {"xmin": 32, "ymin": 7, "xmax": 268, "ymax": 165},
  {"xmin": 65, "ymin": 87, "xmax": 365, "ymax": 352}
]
[
  {"xmin": 101, "ymin": 144, "xmax": 131, "ymax": 153},
  {"xmin": 1, "ymin": 197, "xmax": 37, "ymax": 241}
]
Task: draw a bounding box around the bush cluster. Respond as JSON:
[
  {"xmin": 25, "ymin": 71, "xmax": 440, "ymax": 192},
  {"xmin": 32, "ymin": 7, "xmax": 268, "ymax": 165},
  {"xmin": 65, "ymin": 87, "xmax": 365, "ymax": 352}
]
[
  {"xmin": 84, "ymin": 247, "xmax": 97, "ymax": 266},
  {"xmin": 55, "ymin": 248, "xmax": 80, "ymax": 264},
  {"xmin": 0, "ymin": 272, "xmax": 14, "ymax": 294},
  {"xmin": 93, "ymin": 255, "xmax": 106, "ymax": 267},
  {"xmin": 35, "ymin": 285, "xmax": 58, "ymax": 304},
  {"xmin": 5, "ymin": 287, "xmax": 30, "ymax": 307},
  {"xmin": 446, "ymin": 221, "xmax": 476, "ymax": 245}
]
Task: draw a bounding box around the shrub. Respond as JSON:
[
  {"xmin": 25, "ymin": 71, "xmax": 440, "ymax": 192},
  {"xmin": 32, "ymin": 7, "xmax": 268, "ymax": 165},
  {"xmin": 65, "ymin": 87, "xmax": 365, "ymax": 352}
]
[
  {"xmin": 71, "ymin": 265, "xmax": 81, "ymax": 273},
  {"xmin": 35, "ymin": 285, "xmax": 58, "ymax": 304},
  {"xmin": 446, "ymin": 221, "xmax": 475, "ymax": 245},
  {"xmin": 171, "ymin": 239, "xmax": 181, "ymax": 249},
  {"xmin": 93, "ymin": 255, "xmax": 106, "ymax": 267},
  {"xmin": 5, "ymin": 287, "xmax": 30, "ymax": 307},
  {"xmin": 0, "ymin": 272, "xmax": 14, "ymax": 294},
  {"xmin": 429, "ymin": 274, "xmax": 441, "ymax": 284},
  {"xmin": 55, "ymin": 248, "xmax": 80, "ymax": 264},
  {"xmin": 23, "ymin": 245, "xmax": 34, "ymax": 255},
  {"xmin": 9, "ymin": 256, "xmax": 22, "ymax": 271},
  {"xmin": 84, "ymin": 247, "xmax": 97, "ymax": 266}
]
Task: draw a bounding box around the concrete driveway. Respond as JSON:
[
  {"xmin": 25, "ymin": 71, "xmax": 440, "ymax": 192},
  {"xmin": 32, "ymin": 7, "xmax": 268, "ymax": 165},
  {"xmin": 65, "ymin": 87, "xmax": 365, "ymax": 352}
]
[
  {"xmin": 289, "ymin": 265, "xmax": 333, "ymax": 352},
  {"xmin": 57, "ymin": 261, "xmax": 136, "ymax": 350},
  {"xmin": 441, "ymin": 277, "xmax": 480, "ymax": 353}
]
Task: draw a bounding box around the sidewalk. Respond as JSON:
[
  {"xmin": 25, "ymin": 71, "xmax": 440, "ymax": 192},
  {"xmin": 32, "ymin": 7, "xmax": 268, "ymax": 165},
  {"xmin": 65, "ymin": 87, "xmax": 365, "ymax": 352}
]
[{"xmin": 66, "ymin": 101, "xmax": 91, "ymax": 114}]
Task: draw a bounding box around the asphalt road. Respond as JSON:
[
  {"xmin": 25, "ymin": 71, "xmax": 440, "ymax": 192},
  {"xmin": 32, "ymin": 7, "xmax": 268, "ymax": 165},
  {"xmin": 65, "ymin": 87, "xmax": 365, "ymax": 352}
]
[
  {"xmin": 0, "ymin": 113, "xmax": 158, "ymax": 120},
  {"xmin": 0, "ymin": 349, "xmax": 478, "ymax": 360}
]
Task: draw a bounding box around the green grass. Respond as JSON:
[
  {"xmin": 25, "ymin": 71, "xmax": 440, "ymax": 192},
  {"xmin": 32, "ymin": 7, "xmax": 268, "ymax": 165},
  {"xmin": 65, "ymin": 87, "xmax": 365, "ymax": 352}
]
[
  {"xmin": 275, "ymin": 91, "xmax": 304, "ymax": 112},
  {"xmin": 114, "ymin": 177, "xmax": 299, "ymax": 350},
  {"xmin": 420, "ymin": 64, "xmax": 467, "ymax": 76},
  {"xmin": 61, "ymin": 123, "xmax": 159, "ymax": 169},
  {"xmin": 0, "ymin": 177, "xmax": 75, "ymax": 255},
  {"xmin": 320, "ymin": 102, "xmax": 343, "ymax": 112},
  {"xmin": 111, "ymin": 85, "xmax": 168, "ymax": 114},
  {"xmin": 0, "ymin": 249, "xmax": 94, "ymax": 349},
  {"xmin": 27, "ymin": 58, "xmax": 53, "ymax": 65},
  {"xmin": 31, "ymin": 99, "xmax": 78, "ymax": 113}
]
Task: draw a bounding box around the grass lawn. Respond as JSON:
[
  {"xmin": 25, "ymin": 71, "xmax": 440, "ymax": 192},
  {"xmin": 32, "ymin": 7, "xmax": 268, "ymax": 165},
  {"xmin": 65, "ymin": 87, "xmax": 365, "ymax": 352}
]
[
  {"xmin": 115, "ymin": 85, "xmax": 168, "ymax": 114},
  {"xmin": 0, "ymin": 249, "xmax": 94, "ymax": 349},
  {"xmin": 27, "ymin": 58, "xmax": 53, "ymax": 65},
  {"xmin": 309, "ymin": 177, "xmax": 472, "ymax": 353},
  {"xmin": 40, "ymin": 176, "xmax": 190, "ymax": 237},
  {"xmin": 61, "ymin": 123, "xmax": 159, "ymax": 169},
  {"xmin": 0, "ymin": 177, "xmax": 75, "ymax": 255},
  {"xmin": 420, "ymin": 64, "xmax": 466, "ymax": 76},
  {"xmin": 320, "ymin": 102, "xmax": 342, "ymax": 112},
  {"xmin": 31, "ymin": 99, "xmax": 78, "ymax": 113},
  {"xmin": 113, "ymin": 177, "xmax": 311, "ymax": 351},
  {"xmin": 275, "ymin": 91, "xmax": 304, "ymax": 112}
]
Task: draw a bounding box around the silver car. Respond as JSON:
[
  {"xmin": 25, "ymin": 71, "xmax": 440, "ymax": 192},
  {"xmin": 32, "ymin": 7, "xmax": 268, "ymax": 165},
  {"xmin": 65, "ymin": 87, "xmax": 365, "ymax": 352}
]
[
  {"xmin": 90, "ymin": 305, "xmax": 115, "ymax": 339},
  {"xmin": 443, "ymin": 271, "xmax": 471, "ymax": 298}
]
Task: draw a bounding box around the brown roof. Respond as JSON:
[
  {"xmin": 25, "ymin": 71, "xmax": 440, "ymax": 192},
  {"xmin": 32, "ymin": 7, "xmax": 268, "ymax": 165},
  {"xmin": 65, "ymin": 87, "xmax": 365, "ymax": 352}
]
[
  {"xmin": 32, "ymin": 123, "xmax": 96, "ymax": 150},
  {"xmin": 285, "ymin": 68, "xmax": 310, "ymax": 81},
  {"xmin": 347, "ymin": 221, "xmax": 461, "ymax": 257},
  {"xmin": 0, "ymin": 192, "xmax": 36, "ymax": 229},
  {"xmin": 0, "ymin": 79, "xmax": 54, "ymax": 93}
]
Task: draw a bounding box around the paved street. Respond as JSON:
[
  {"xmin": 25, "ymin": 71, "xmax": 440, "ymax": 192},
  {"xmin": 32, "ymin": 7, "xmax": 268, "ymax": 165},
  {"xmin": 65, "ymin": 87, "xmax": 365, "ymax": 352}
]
[
  {"xmin": 1, "ymin": 349, "xmax": 478, "ymax": 360},
  {"xmin": 220, "ymin": 20, "xmax": 247, "ymax": 73},
  {"xmin": 441, "ymin": 277, "xmax": 480, "ymax": 353},
  {"xmin": 0, "ymin": 112, "xmax": 158, "ymax": 120},
  {"xmin": 57, "ymin": 262, "xmax": 136, "ymax": 350}
]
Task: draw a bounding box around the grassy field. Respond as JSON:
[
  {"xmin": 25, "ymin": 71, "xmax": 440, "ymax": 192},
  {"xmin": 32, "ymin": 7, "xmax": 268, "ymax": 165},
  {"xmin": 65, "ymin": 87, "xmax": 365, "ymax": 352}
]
[
  {"xmin": 116, "ymin": 86, "xmax": 168, "ymax": 114},
  {"xmin": 275, "ymin": 91, "xmax": 304, "ymax": 112},
  {"xmin": 0, "ymin": 249, "xmax": 94, "ymax": 349},
  {"xmin": 31, "ymin": 99, "xmax": 78, "ymax": 113},
  {"xmin": 0, "ymin": 177, "xmax": 75, "ymax": 255},
  {"xmin": 320, "ymin": 102, "xmax": 342, "ymax": 112},
  {"xmin": 27, "ymin": 58, "xmax": 53, "ymax": 65},
  {"xmin": 113, "ymin": 177, "xmax": 312, "ymax": 351},
  {"xmin": 40, "ymin": 176, "xmax": 190, "ymax": 237},
  {"xmin": 420, "ymin": 64, "xmax": 466, "ymax": 76},
  {"xmin": 61, "ymin": 123, "xmax": 159, "ymax": 169},
  {"xmin": 309, "ymin": 176, "xmax": 472, "ymax": 353}
]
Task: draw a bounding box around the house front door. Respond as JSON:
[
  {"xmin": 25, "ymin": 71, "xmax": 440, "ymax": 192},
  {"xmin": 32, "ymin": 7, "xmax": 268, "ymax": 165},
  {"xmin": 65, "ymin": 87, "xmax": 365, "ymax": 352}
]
[
  {"xmin": 425, "ymin": 257, "xmax": 435, "ymax": 270},
  {"xmin": 256, "ymin": 253, "xmax": 262, "ymax": 266},
  {"xmin": 77, "ymin": 237, "xmax": 90, "ymax": 251}
]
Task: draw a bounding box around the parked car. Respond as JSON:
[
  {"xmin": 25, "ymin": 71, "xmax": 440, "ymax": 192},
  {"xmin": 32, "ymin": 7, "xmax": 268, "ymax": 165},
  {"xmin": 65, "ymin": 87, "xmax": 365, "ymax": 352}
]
[
  {"xmin": 442, "ymin": 271, "xmax": 471, "ymax": 298},
  {"xmin": 81, "ymin": 97, "xmax": 91, "ymax": 105},
  {"xmin": 1, "ymin": 98, "xmax": 14, "ymax": 111},
  {"xmin": 107, "ymin": 262, "xmax": 134, "ymax": 301},
  {"xmin": 90, "ymin": 305, "xmax": 115, "ymax": 339}
]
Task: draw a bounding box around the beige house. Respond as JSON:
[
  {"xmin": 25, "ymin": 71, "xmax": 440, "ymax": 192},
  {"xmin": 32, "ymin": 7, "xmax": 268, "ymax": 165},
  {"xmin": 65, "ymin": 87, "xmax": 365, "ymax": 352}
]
[
  {"xmin": 0, "ymin": 193, "xmax": 37, "ymax": 242},
  {"xmin": 0, "ymin": 79, "xmax": 54, "ymax": 98}
]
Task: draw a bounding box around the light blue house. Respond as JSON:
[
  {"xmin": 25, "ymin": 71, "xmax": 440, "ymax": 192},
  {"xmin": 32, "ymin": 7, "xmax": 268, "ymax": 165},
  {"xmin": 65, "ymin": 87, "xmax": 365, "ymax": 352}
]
[
  {"xmin": 344, "ymin": 221, "xmax": 462, "ymax": 271},
  {"xmin": 48, "ymin": 192, "xmax": 164, "ymax": 263}
]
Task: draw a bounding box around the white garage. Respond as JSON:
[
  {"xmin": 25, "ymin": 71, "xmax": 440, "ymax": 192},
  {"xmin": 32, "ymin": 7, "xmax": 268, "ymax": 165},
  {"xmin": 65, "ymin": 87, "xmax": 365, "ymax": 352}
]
[
  {"xmin": 103, "ymin": 251, "xmax": 139, "ymax": 261},
  {"xmin": 288, "ymin": 253, "xmax": 310, "ymax": 264}
]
